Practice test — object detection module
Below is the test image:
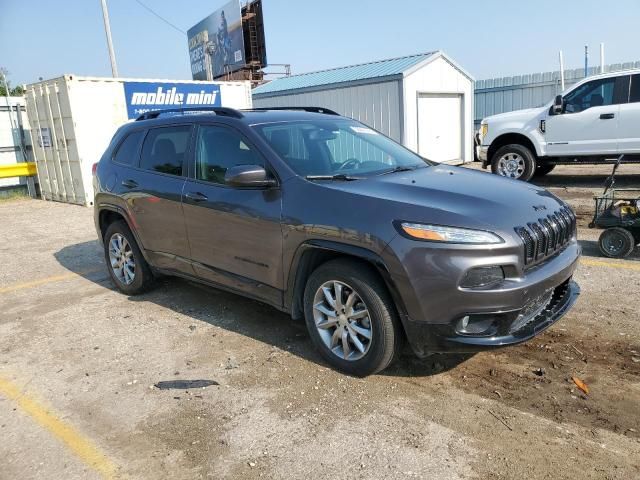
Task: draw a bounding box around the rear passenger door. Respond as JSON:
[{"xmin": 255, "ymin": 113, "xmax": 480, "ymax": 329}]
[
  {"xmin": 618, "ymin": 74, "xmax": 640, "ymax": 154},
  {"xmin": 182, "ymin": 123, "xmax": 283, "ymax": 306},
  {"xmin": 122, "ymin": 124, "xmax": 194, "ymax": 273}
]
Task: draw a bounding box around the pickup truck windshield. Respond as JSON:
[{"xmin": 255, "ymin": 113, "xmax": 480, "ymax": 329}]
[{"xmin": 252, "ymin": 119, "xmax": 430, "ymax": 177}]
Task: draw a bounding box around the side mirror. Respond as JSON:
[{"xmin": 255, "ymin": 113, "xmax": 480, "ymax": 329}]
[
  {"xmin": 552, "ymin": 95, "xmax": 564, "ymax": 114},
  {"xmin": 224, "ymin": 164, "xmax": 277, "ymax": 188}
]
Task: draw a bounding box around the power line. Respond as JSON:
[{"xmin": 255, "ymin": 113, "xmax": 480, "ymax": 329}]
[{"xmin": 133, "ymin": 0, "xmax": 186, "ymax": 35}]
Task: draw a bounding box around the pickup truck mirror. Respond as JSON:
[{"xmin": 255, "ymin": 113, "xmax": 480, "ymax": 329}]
[
  {"xmin": 552, "ymin": 95, "xmax": 564, "ymax": 114},
  {"xmin": 224, "ymin": 164, "xmax": 277, "ymax": 188}
]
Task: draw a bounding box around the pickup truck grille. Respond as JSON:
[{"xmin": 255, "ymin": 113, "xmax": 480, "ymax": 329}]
[{"xmin": 515, "ymin": 207, "xmax": 576, "ymax": 266}]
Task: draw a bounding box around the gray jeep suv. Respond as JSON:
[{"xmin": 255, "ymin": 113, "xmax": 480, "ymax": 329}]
[{"xmin": 93, "ymin": 107, "xmax": 580, "ymax": 376}]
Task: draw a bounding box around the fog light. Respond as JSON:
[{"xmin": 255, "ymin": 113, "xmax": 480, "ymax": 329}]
[
  {"xmin": 456, "ymin": 315, "xmax": 496, "ymax": 335},
  {"xmin": 460, "ymin": 266, "xmax": 504, "ymax": 289}
]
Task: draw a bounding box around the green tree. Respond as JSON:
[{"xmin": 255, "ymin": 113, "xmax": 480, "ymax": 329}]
[{"xmin": 0, "ymin": 68, "xmax": 24, "ymax": 96}]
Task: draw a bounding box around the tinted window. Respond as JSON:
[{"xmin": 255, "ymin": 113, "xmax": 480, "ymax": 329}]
[
  {"xmin": 140, "ymin": 126, "xmax": 191, "ymax": 176},
  {"xmin": 630, "ymin": 74, "xmax": 640, "ymax": 103},
  {"xmin": 564, "ymin": 78, "xmax": 617, "ymax": 113},
  {"xmin": 113, "ymin": 130, "xmax": 144, "ymax": 166},
  {"xmin": 196, "ymin": 126, "xmax": 263, "ymax": 184}
]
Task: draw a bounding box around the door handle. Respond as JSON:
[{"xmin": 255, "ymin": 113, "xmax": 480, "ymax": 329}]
[
  {"xmin": 184, "ymin": 191, "xmax": 208, "ymax": 202},
  {"xmin": 599, "ymin": 113, "xmax": 615, "ymax": 119},
  {"xmin": 121, "ymin": 179, "xmax": 138, "ymax": 188}
]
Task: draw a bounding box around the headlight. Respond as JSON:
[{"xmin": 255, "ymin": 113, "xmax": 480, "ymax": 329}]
[
  {"xmin": 399, "ymin": 222, "xmax": 503, "ymax": 244},
  {"xmin": 480, "ymin": 123, "xmax": 488, "ymax": 138}
]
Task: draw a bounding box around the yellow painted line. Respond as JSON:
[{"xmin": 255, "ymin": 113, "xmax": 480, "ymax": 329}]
[
  {"xmin": 580, "ymin": 258, "xmax": 640, "ymax": 271},
  {"xmin": 0, "ymin": 268, "xmax": 103, "ymax": 294},
  {"xmin": 0, "ymin": 162, "xmax": 37, "ymax": 179},
  {"xmin": 0, "ymin": 376, "xmax": 118, "ymax": 479}
]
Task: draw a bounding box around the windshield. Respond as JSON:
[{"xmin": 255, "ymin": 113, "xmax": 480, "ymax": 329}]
[{"xmin": 252, "ymin": 119, "xmax": 431, "ymax": 177}]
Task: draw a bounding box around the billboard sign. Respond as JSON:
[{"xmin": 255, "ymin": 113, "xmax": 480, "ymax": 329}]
[
  {"xmin": 188, "ymin": 0, "xmax": 245, "ymax": 80},
  {"xmin": 122, "ymin": 82, "xmax": 222, "ymax": 119}
]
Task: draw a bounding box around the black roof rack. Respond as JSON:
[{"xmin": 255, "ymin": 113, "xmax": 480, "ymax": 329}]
[
  {"xmin": 135, "ymin": 107, "xmax": 244, "ymax": 121},
  {"xmin": 246, "ymin": 106, "xmax": 339, "ymax": 116}
]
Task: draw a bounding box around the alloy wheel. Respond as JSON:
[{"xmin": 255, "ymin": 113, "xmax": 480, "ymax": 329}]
[
  {"xmin": 108, "ymin": 233, "xmax": 135, "ymax": 285},
  {"xmin": 312, "ymin": 280, "xmax": 372, "ymax": 361}
]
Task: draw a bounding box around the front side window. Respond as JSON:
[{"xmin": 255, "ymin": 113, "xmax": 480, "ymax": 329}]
[
  {"xmin": 195, "ymin": 125, "xmax": 263, "ymax": 185},
  {"xmin": 253, "ymin": 120, "xmax": 429, "ymax": 177},
  {"xmin": 113, "ymin": 130, "xmax": 144, "ymax": 166},
  {"xmin": 140, "ymin": 125, "xmax": 191, "ymax": 176},
  {"xmin": 563, "ymin": 78, "xmax": 616, "ymax": 113}
]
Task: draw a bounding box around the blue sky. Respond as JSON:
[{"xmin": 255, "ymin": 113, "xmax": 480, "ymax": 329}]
[{"xmin": 2, "ymin": 0, "xmax": 639, "ymax": 86}]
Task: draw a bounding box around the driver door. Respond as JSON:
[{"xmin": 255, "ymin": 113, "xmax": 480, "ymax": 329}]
[{"xmin": 545, "ymin": 76, "xmax": 622, "ymax": 156}]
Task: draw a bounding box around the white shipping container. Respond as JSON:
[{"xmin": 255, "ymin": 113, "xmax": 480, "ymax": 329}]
[{"xmin": 25, "ymin": 75, "xmax": 253, "ymax": 206}]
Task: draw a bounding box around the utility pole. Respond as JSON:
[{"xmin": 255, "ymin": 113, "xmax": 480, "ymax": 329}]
[
  {"xmin": 558, "ymin": 50, "xmax": 565, "ymax": 91},
  {"xmin": 100, "ymin": 0, "xmax": 119, "ymax": 77},
  {"xmin": 584, "ymin": 45, "xmax": 588, "ymax": 77}
]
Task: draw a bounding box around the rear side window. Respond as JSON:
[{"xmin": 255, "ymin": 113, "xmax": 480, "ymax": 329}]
[
  {"xmin": 630, "ymin": 74, "xmax": 640, "ymax": 103},
  {"xmin": 140, "ymin": 126, "xmax": 191, "ymax": 176},
  {"xmin": 113, "ymin": 130, "xmax": 144, "ymax": 166}
]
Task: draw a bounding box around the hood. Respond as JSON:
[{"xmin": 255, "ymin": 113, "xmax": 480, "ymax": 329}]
[
  {"xmin": 483, "ymin": 106, "xmax": 546, "ymax": 123},
  {"xmin": 319, "ymin": 165, "xmax": 566, "ymax": 236}
]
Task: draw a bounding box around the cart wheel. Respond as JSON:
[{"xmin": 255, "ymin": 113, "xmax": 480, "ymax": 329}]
[{"xmin": 598, "ymin": 227, "xmax": 635, "ymax": 258}]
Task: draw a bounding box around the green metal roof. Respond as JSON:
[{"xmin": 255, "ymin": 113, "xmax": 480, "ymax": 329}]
[{"xmin": 253, "ymin": 52, "xmax": 437, "ymax": 96}]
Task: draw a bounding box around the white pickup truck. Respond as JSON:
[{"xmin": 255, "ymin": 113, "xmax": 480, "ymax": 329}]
[{"xmin": 477, "ymin": 69, "xmax": 640, "ymax": 181}]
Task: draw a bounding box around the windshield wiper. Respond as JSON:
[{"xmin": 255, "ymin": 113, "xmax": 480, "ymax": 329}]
[
  {"xmin": 379, "ymin": 165, "xmax": 425, "ymax": 175},
  {"xmin": 305, "ymin": 174, "xmax": 359, "ymax": 181}
]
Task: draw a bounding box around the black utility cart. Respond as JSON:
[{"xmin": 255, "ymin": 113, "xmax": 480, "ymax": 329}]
[{"xmin": 589, "ymin": 155, "xmax": 640, "ymax": 258}]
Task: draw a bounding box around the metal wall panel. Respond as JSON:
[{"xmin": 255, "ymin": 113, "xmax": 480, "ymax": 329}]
[
  {"xmin": 474, "ymin": 61, "xmax": 640, "ymax": 127},
  {"xmin": 253, "ymin": 80, "xmax": 402, "ymax": 142}
]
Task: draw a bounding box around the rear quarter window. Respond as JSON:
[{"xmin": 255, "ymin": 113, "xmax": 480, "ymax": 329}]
[{"xmin": 112, "ymin": 130, "xmax": 144, "ymax": 166}]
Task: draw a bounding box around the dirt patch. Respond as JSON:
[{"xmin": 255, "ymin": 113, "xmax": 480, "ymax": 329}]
[{"xmin": 446, "ymin": 330, "xmax": 640, "ymax": 438}]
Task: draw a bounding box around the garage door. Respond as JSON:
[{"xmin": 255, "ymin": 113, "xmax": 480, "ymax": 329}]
[{"xmin": 417, "ymin": 93, "xmax": 463, "ymax": 163}]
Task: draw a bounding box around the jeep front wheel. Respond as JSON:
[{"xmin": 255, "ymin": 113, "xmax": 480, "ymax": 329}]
[
  {"xmin": 303, "ymin": 260, "xmax": 403, "ymax": 377},
  {"xmin": 491, "ymin": 144, "xmax": 536, "ymax": 181}
]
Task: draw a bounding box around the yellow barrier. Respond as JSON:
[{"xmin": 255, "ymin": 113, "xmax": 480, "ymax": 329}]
[{"xmin": 0, "ymin": 162, "xmax": 37, "ymax": 179}]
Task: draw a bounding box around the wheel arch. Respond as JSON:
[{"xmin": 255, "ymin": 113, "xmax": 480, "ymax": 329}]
[
  {"xmin": 285, "ymin": 240, "xmax": 408, "ymax": 324},
  {"xmin": 97, "ymin": 205, "xmax": 150, "ymax": 262},
  {"xmin": 488, "ymin": 132, "xmax": 540, "ymax": 162}
]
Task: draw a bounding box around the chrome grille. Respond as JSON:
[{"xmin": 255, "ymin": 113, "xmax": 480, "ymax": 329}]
[{"xmin": 515, "ymin": 207, "xmax": 576, "ymax": 265}]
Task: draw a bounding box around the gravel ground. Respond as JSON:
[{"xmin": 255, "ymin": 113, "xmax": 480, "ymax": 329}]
[{"xmin": 1, "ymin": 163, "xmax": 639, "ymax": 479}]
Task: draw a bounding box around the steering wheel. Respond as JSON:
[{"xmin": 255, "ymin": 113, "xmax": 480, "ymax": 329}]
[{"xmin": 337, "ymin": 158, "xmax": 360, "ymax": 171}]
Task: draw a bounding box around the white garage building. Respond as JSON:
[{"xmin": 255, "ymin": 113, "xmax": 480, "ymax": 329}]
[{"xmin": 252, "ymin": 51, "xmax": 475, "ymax": 164}]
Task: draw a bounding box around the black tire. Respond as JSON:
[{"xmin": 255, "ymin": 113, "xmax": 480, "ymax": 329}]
[
  {"xmin": 103, "ymin": 220, "xmax": 155, "ymax": 294},
  {"xmin": 598, "ymin": 227, "xmax": 635, "ymax": 258},
  {"xmin": 534, "ymin": 164, "xmax": 556, "ymax": 177},
  {"xmin": 303, "ymin": 259, "xmax": 403, "ymax": 377},
  {"xmin": 490, "ymin": 144, "xmax": 537, "ymax": 181}
]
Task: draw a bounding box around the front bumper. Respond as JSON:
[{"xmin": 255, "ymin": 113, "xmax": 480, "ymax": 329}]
[
  {"xmin": 402, "ymin": 278, "xmax": 580, "ymax": 355},
  {"xmin": 476, "ymin": 145, "xmax": 489, "ymax": 167},
  {"xmin": 382, "ymin": 232, "xmax": 581, "ymax": 357}
]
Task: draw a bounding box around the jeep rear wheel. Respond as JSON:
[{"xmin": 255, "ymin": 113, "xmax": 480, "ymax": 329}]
[
  {"xmin": 104, "ymin": 220, "xmax": 155, "ymax": 295},
  {"xmin": 303, "ymin": 260, "xmax": 403, "ymax": 377},
  {"xmin": 491, "ymin": 144, "xmax": 536, "ymax": 181}
]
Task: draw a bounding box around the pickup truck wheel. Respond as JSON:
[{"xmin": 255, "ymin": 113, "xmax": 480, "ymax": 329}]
[
  {"xmin": 534, "ymin": 164, "xmax": 556, "ymax": 177},
  {"xmin": 491, "ymin": 144, "xmax": 536, "ymax": 181},
  {"xmin": 303, "ymin": 260, "xmax": 403, "ymax": 377},
  {"xmin": 598, "ymin": 227, "xmax": 636, "ymax": 258},
  {"xmin": 104, "ymin": 220, "xmax": 155, "ymax": 295}
]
